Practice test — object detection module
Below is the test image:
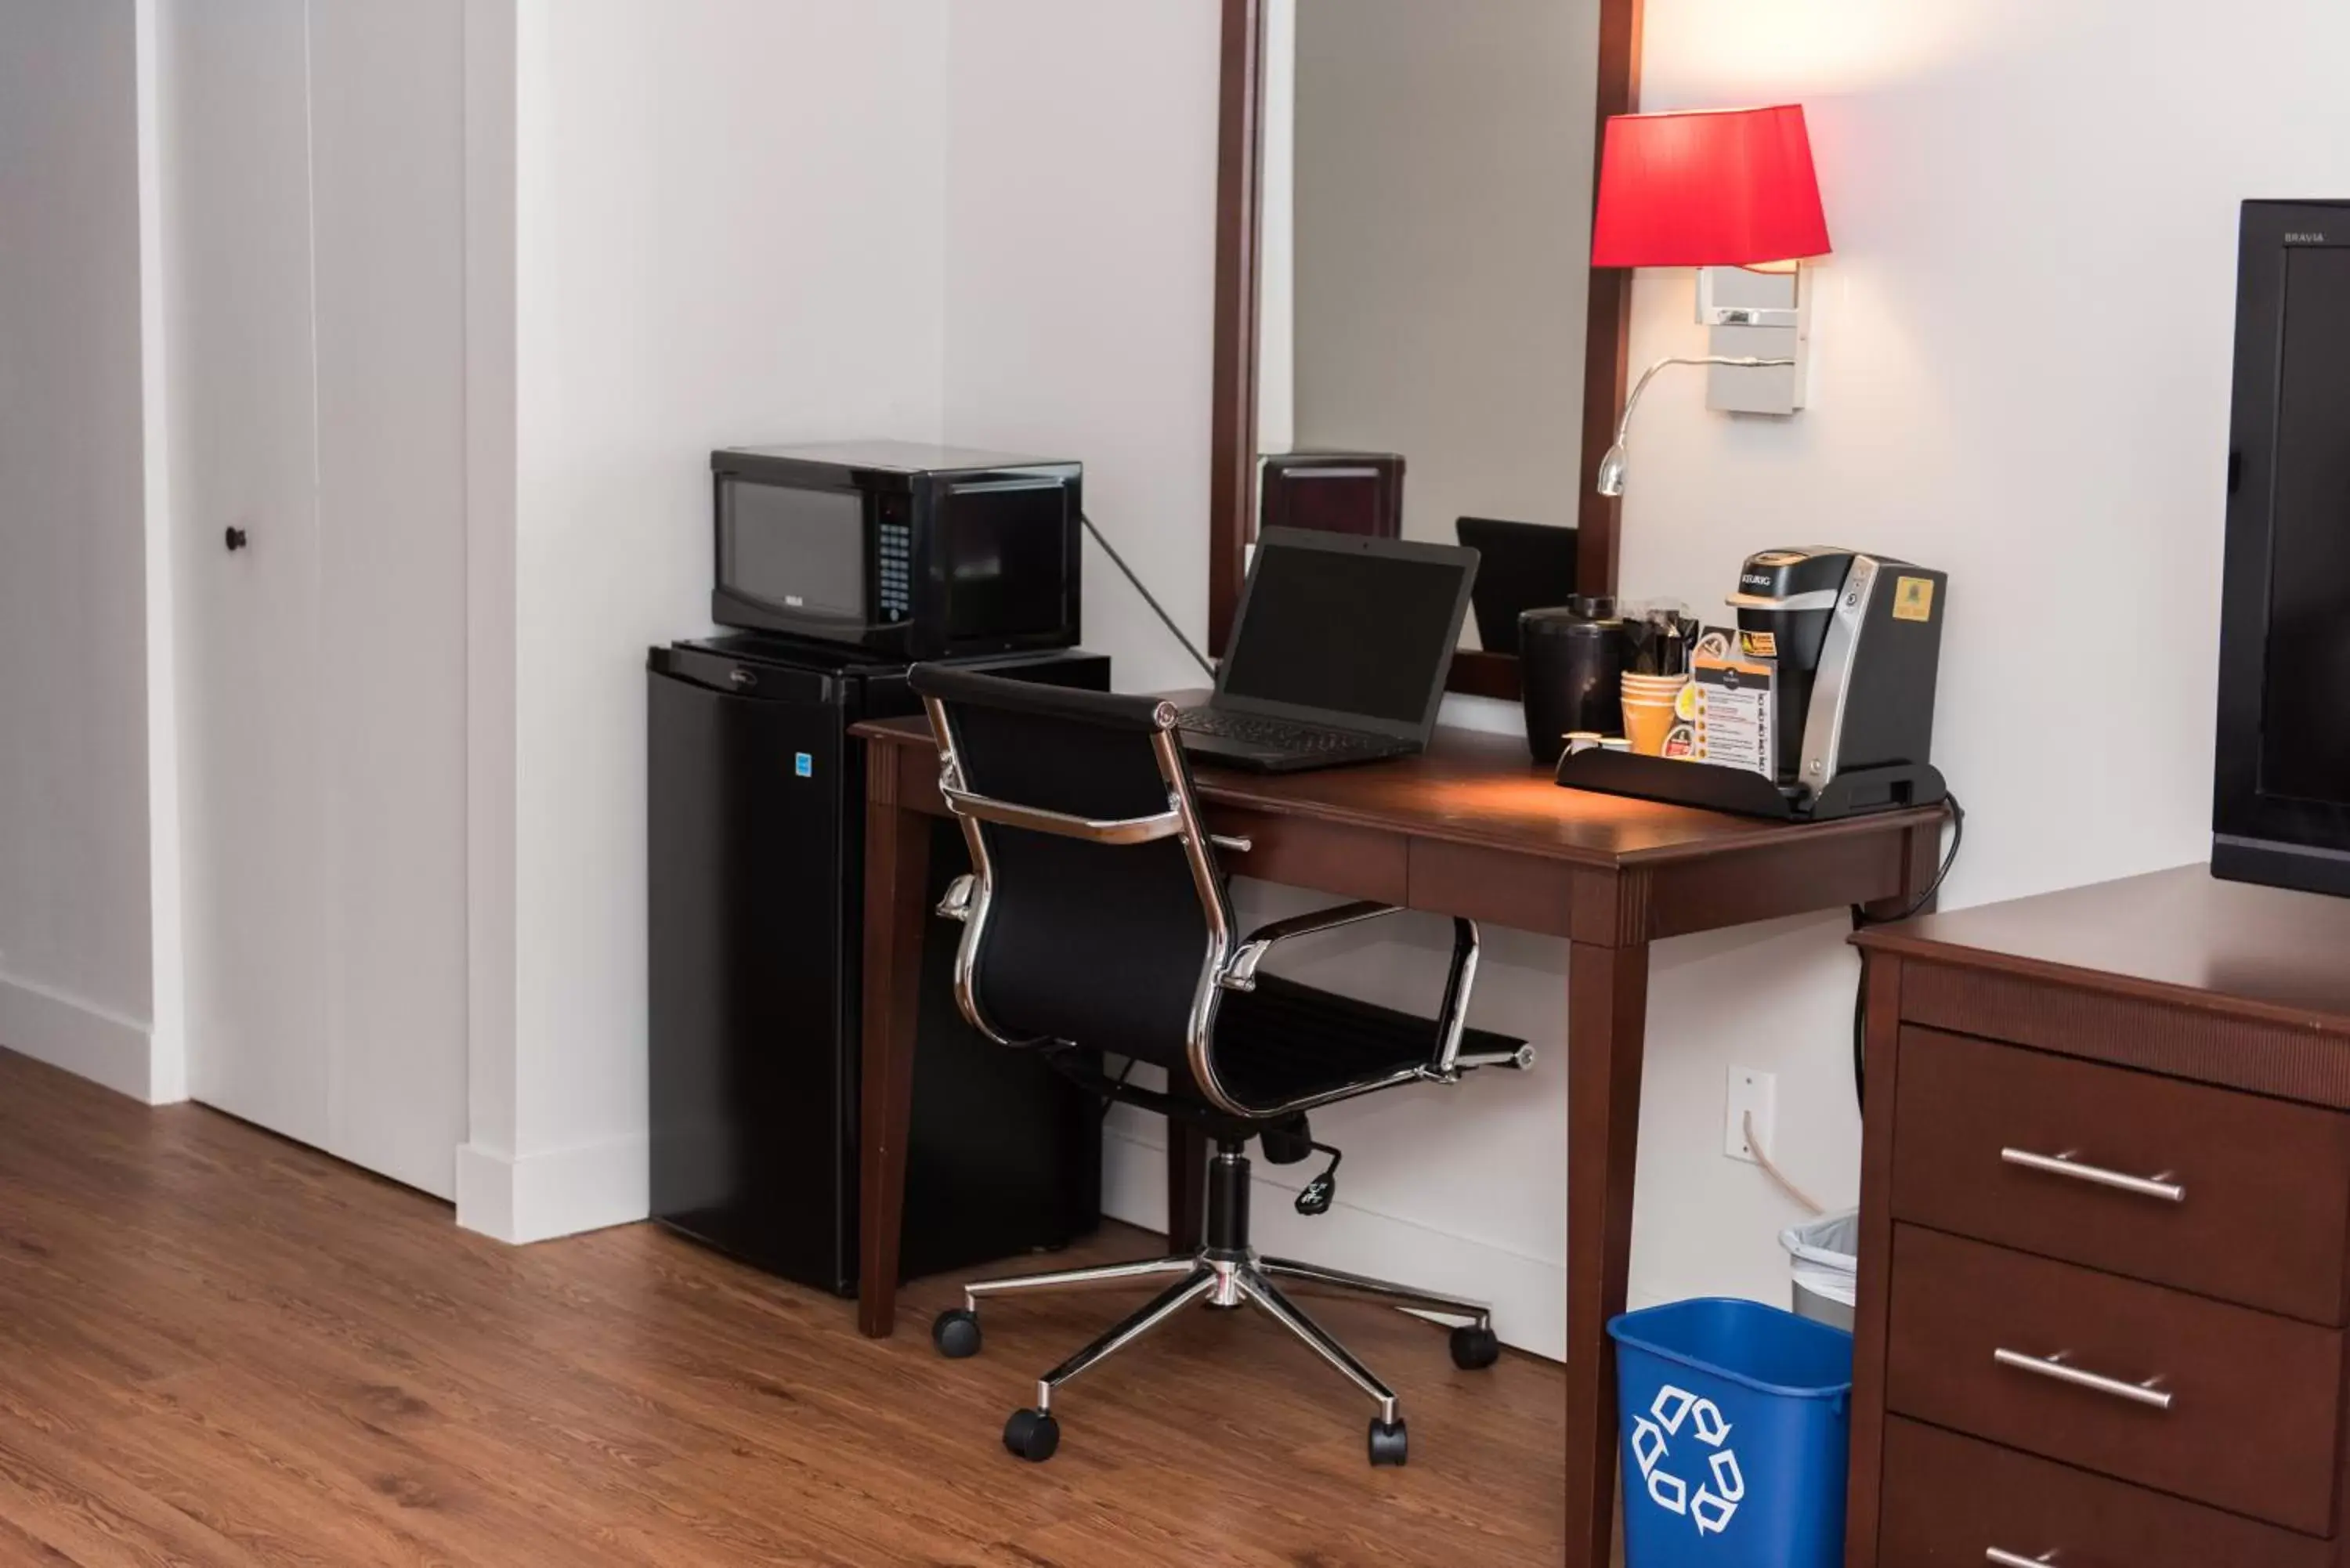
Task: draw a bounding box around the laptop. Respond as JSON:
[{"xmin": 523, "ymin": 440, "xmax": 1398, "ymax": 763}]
[
  {"xmin": 1177, "ymin": 528, "xmax": 1479, "ymax": 773},
  {"xmin": 1455, "ymin": 517, "xmax": 1578, "ymax": 656}
]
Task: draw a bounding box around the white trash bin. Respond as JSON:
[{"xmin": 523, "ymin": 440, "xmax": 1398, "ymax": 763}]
[{"xmin": 1778, "ymin": 1210, "xmax": 1858, "ymax": 1331}]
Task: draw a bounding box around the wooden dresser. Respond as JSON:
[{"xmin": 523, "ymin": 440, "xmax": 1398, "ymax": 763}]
[{"xmin": 1846, "ymin": 865, "xmax": 2350, "ymax": 1568}]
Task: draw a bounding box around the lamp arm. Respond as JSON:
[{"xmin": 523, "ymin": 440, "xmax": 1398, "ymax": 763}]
[
  {"xmin": 1616, "ymin": 355, "xmax": 1791, "ymax": 447},
  {"xmin": 1596, "ymin": 354, "xmax": 1795, "ymax": 497}
]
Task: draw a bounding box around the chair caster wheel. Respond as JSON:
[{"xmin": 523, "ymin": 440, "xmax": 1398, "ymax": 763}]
[
  {"xmin": 931, "ymin": 1309, "xmax": 981, "ymax": 1360},
  {"xmin": 1449, "ymin": 1323, "xmax": 1501, "ymax": 1370},
  {"xmin": 1003, "ymin": 1407, "xmax": 1060, "ymax": 1462},
  {"xmin": 1368, "ymin": 1416, "xmax": 1408, "ymax": 1467}
]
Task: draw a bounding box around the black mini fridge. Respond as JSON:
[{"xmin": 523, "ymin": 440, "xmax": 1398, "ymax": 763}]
[{"xmin": 647, "ymin": 633, "xmax": 1108, "ymax": 1295}]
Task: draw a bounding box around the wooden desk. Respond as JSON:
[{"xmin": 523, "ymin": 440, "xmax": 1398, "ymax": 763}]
[{"xmin": 852, "ymin": 714, "xmax": 1944, "ymax": 1567}]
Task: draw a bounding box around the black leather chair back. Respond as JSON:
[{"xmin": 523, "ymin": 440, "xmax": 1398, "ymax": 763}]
[{"xmin": 908, "ymin": 665, "xmax": 1230, "ymax": 1082}]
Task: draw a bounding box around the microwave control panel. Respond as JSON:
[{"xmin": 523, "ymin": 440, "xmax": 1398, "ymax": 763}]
[{"xmin": 877, "ymin": 499, "xmax": 912, "ymax": 622}]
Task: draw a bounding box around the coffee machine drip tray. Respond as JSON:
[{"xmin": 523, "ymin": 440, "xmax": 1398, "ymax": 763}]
[{"xmin": 1555, "ymin": 749, "xmax": 1947, "ymax": 822}]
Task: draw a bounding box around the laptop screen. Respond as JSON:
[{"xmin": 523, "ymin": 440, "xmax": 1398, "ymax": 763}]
[{"xmin": 1218, "ymin": 532, "xmax": 1475, "ymax": 735}]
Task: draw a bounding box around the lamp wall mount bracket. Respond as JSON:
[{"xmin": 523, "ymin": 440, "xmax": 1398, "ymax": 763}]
[{"xmin": 1698, "ymin": 264, "xmax": 1813, "ymax": 414}]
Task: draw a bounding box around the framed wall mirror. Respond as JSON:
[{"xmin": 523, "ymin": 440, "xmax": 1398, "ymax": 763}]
[{"xmin": 1207, "ymin": 0, "xmax": 1643, "ymax": 700}]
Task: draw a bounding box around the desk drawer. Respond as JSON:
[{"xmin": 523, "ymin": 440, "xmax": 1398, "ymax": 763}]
[
  {"xmin": 1893, "ymin": 1027, "xmax": 2350, "ymax": 1324},
  {"xmin": 1878, "ymin": 1418, "xmax": 2330, "ymax": 1568},
  {"xmin": 1885, "ymin": 1226, "xmax": 2342, "ymax": 1534},
  {"xmin": 1207, "ymin": 808, "xmax": 1406, "ymax": 905}
]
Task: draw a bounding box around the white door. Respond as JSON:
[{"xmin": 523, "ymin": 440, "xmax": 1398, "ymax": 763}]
[
  {"xmin": 306, "ymin": 0, "xmax": 468, "ymax": 1198},
  {"xmin": 165, "ymin": 0, "xmax": 468, "ymax": 1198},
  {"xmin": 165, "ymin": 0, "xmax": 332, "ymax": 1154}
]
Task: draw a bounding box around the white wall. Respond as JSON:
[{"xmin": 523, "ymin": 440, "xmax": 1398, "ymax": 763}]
[
  {"xmin": 940, "ymin": 1, "xmax": 1219, "ymax": 696},
  {"xmin": 0, "ymin": 0, "xmax": 161, "ymax": 1099},
  {"xmin": 461, "ymin": 0, "xmax": 952, "ymax": 1241},
  {"xmin": 1602, "ymin": 0, "xmax": 2350, "ymax": 1311}
]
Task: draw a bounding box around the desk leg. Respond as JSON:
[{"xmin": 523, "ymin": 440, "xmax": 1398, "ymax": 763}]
[
  {"xmin": 856, "ymin": 766, "xmax": 931, "ymax": 1339},
  {"xmin": 1565, "ymin": 938, "xmax": 1650, "ymax": 1568},
  {"xmin": 1166, "ymin": 1123, "xmax": 1207, "ymax": 1252}
]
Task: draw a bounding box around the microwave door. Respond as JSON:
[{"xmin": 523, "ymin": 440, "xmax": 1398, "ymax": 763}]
[
  {"xmin": 721, "ymin": 480, "xmax": 875, "ymax": 630},
  {"xmin": 939, "ymin": 479, "xmax": 1072, "ymax": 640}
]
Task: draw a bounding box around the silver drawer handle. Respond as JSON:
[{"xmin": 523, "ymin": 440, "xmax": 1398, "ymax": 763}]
[
  {"xmin": 1994, "ymin": 1347, "xmax": 2174, "ymax": 1411},
  {"xmin": 2000, "ymin": 1146, "xmax": 2184, "ymax": 1204},
  {"xmin": 1985, "ymin": 1551, "xmax": 2058, "ymax": 1568},
  {"xmin": 1209, "ymin": 833, "xmax": 1253, "ymax": 854}
]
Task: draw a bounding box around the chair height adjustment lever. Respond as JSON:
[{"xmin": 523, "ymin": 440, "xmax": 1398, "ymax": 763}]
[{"xmin": 1296, "ymin": 1143, "xmax": 1343, "ymax": 1216}]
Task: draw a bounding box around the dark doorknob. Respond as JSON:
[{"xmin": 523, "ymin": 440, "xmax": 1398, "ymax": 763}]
[{"xmin": 224, "ymin": 526, "xmax": 249, "ymax": 552}]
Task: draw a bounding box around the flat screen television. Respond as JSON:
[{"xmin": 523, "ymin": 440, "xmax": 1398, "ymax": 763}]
[{"xmin": 2215, "ymin": 200, "xmax": 2350, "ymax": 894}]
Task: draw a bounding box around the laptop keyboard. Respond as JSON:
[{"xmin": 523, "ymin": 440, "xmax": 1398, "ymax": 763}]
[{"xmin": 1176, "ymin": 707, "xmax": 1396, "ymax": 757}]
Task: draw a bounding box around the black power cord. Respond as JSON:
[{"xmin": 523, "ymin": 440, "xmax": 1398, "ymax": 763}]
[
  {"xmin": 1846, "ymin": 793, "xmax": 1966, "ymax": 1110},
  {"xmin": 1099, "ymin": 1057, "xmax": 1137, "ymax": 1122},
  {"xmin": 1079, "ymin": 511, "xmax": 1216, "ymax": 677}
]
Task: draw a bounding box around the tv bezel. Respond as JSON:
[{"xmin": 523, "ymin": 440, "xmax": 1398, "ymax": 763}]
[{"xmin": 2213, "ymin": 198, "xmax": 2350, "ymax": 896}]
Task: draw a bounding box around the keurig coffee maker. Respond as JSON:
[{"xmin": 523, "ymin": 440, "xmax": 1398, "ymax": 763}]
[
  {"xmin": 1554, "ymin": 545, "xmax": 1948, "ymax": 820},
  {"xmin": 1727, "ymin": 547, "xmax": 1947, "ymax": 795}
]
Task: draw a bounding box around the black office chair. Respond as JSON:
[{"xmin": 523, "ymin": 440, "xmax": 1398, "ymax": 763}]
[{"xmin": 906, "ymin": 663, "xmax": 1535, "ymax": 1468}]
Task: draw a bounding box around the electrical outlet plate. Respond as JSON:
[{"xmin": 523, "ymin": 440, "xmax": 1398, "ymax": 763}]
[{"xmin": 1725, "ymin": 1066, "xmax": 1777, "ymax": 1164}]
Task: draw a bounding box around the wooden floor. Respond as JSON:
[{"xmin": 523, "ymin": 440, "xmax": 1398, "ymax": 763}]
[{"xmin": 0, "ymin": 1048, "xmax": 1568, "ymax": 1565}]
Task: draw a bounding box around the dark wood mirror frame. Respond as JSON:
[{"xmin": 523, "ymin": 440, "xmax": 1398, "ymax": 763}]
[{"xmin": 1206, "ymin": 0, "xmax": 1644, "ymax": 701}]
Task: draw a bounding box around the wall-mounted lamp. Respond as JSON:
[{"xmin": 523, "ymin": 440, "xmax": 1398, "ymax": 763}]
[{"xmin": 1591, "ymin": 104, "xmax": 1832, "ymax": 484}]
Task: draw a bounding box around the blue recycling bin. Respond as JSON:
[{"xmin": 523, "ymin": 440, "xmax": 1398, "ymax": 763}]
[{"xmin": 1607, "ymin": 1298, "xmax": 1854, "ymax": 1568}]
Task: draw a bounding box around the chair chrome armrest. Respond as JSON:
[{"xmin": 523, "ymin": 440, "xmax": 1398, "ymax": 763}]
[
  {"xmin": 1217, "ymin": 903, "xmax": 1490, "ymax": 1082},
  {"xmin": 1217, "ymin": 901, "xmax": 1405, "ymax": 992},
  {"xmin": 936, "ymin": 873, "xmax": 976, "ymax": 923},
  {"xmin": 1426, "ymin": 916, "xmax": 1480, "ymax": 1079}
]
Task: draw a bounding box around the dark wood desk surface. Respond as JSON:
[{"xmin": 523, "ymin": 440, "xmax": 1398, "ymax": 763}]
[
  {"xmin": 1856, "ymin": 864, "xmax": 2350, "ymax": 1122},
  {"xmin": 853, "ymin": 712, "xmax": 1947, "ymax": 1568},
  {"xmin": 1859, "ymin": 863, "xmax": 2350, "ymax": 1037},
  {"xmin": 1134, "ymin": 716, "xmax": 1940, "ymax": 867}
]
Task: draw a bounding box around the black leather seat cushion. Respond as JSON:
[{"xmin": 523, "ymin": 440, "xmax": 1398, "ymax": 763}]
[{"xmin": 1209, "ymin": 974, "xmax": 1525, "ymax": 1110}]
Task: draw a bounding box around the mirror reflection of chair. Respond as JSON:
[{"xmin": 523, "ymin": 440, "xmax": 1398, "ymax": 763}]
[
  {"xmin": 1258, "ymin": 450, "xmax": 1404, "ymax": 538},
  {"xmin": 1455, "ymin": 516, "xmax": 1580, "ymax": 656},
  {"xmin": 909, "ymin": 663, "xmax": 1534, "ymax": 1468}
]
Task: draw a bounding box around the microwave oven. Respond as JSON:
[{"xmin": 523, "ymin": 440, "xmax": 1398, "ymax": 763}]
[{"xmin": 710, "ymin": 441, "xmax": 1083, "ymax": 659}]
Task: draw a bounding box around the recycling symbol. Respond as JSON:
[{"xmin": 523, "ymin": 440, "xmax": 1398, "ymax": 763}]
[{"xmin": 1629, "ymin": 1383, "xmax": 1744, "ymax": 1537}]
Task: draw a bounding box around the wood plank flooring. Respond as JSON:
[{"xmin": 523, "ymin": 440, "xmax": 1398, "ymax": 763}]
[{"xmin": 0, "ymin": 1048, "xmax": 1568, "ymax": 1565}]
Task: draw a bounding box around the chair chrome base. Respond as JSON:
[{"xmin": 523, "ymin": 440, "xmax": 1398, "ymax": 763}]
[{"xmin": 942, "ymin": 1241, "xmax": 1497, "ymax": 1463}]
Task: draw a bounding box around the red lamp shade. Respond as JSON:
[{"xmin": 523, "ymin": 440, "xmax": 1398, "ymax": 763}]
[{"xmin": 1590, "ymin": 105, "xmax": 1831, "ymax": 268}]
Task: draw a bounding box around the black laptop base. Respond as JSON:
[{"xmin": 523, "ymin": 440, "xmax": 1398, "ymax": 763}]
[{"xmin": 1178, "ymin": 728, "xmax": 1413, "ymax": 773}]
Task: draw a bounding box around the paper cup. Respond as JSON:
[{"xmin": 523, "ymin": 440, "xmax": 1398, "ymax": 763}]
[{"xmin": 1622, "ymin": 698, "xmax": 1678, "ymax": 757}]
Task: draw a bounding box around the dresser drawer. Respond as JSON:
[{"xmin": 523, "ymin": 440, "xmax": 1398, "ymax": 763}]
[
  {"xmin": 1893, "ymin": 1027, "xmax": 2350, "ymax": 1324},
  {"xmin": 1878, "ymin": 1417, "xmax": 2330, "ymax": 1568},
  {"xmin": 1885, "ymin": 1226, "xmax": 2342, "ymax": 1534}
]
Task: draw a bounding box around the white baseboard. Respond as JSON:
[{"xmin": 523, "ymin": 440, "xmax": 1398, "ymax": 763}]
[
  {"xmin": 0, "ymin": 971, "xmax": 162, "ymax": 1104},
  {"xmin": 455, "ymin": 1133, "xmax": 649, "ymax": 1245},
  {"xmin": 1102, "ymin": 1127, "xmax": 1567, "ymax": 1362}
]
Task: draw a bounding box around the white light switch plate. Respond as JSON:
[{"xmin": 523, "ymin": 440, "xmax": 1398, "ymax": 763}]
[{"xmin": 1725, "ymin": 1066, "xmax": 1777, "ymax": 1163}]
